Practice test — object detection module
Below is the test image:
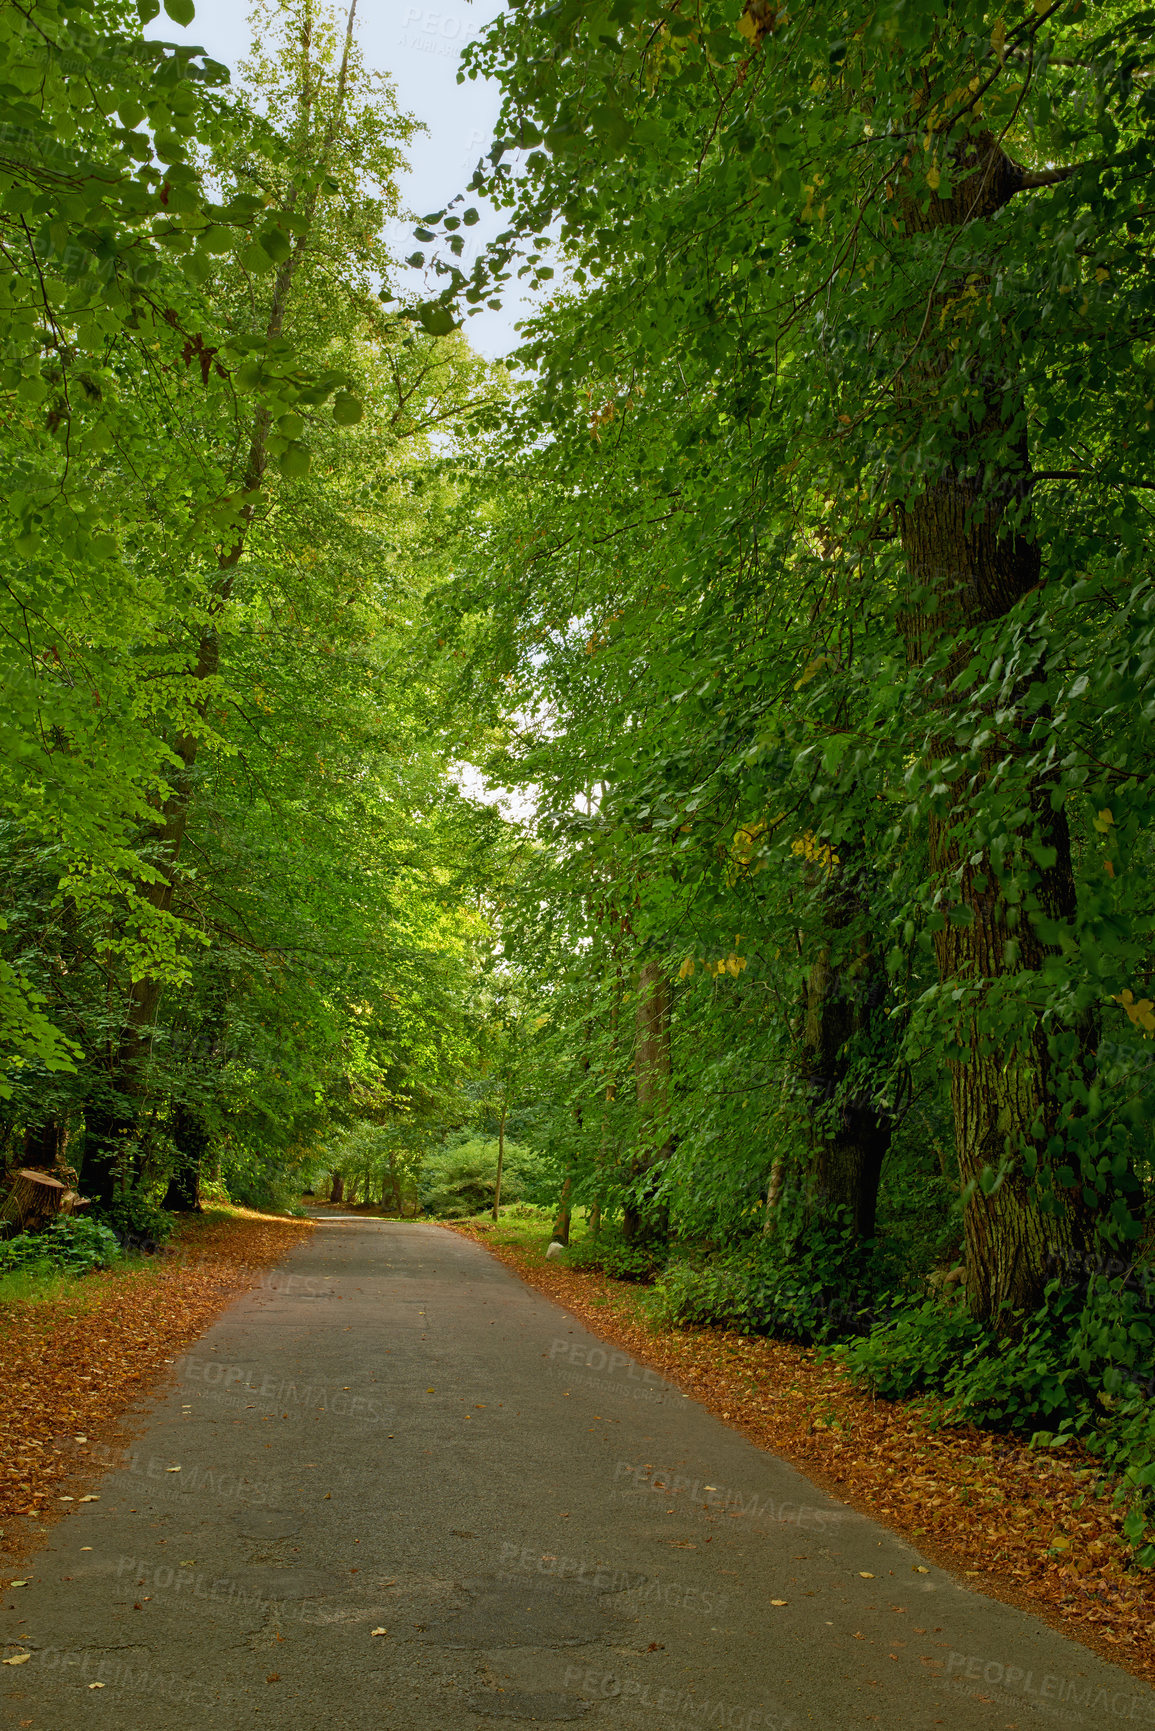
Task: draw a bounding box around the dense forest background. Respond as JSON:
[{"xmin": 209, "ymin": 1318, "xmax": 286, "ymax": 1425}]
[{"xmin": 1, "ymin": 0, "xmax": 1152, "ymax": 1561}]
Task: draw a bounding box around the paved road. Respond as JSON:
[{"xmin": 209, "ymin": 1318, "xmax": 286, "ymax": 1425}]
[{"xmin": 3, "ymin": 1220, "xmax": 1152, "ymax": 1730}]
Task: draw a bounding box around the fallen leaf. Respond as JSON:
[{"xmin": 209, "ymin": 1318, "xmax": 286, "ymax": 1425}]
[
  {"xmin": 9, "ymin": 1580, "xmax": 28, "ymax": 1587},
  {"xmin": 859, "ymin": 1571, "xmax": 875, "ymax": 1578},
  {"xmin": 88, "ymin": 1681, "xmax": 105, "ymax": 1688},
  {"xmin": 771, "ymin": 1599, "xmax": 788, "ymax": 1606},
  {"xmin": 2, "ymin": 1653, "xmax": 31, "ymax": 1665},
  {"xmin": 165, "ymin": 1466, "xmax": 181, "ymax": 1473},
  {"xmin": 266, "ymin": 1673, "xmax": 280, "ymax": 1683},
  {"xmin": 78, "ymin": 1495, "xmax": 99, "ymax": 1503},
  {"xmin": 371, "ymin": 1627, "xmax": 387, "ymax": 1636}
]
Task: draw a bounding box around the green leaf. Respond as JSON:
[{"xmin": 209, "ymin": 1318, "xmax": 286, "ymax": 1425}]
[
  {"xmin": 279, "ymin": 441, "xmax": 311, "ymax": 480},
  {"xmin": 417, "ymin": 303, "xmax": 458, "ymax": 337},
  {"xmin": 259, "ymin": 227, "xmax": 293, "ymax": 264},
  {"xmin": 332, "ymin": 393, "xmax": 363, "ymax": 426},
  {"xmin": 198, "ymin": 225, "xmax": 235, "ymax": 255},
  {"xmin": 164, "ymin": 0, "xmax": 195, "ymax": 23}
]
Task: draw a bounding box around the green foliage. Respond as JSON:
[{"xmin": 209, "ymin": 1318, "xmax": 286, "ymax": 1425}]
[
  {"xmin": 97, "ymin": 1187, "xmax": 175, "ymax": 1247},
  {"xmin": 650, "ymin": 1210, "xmax": 881, "ymax": 1342},
  {"xmin": 839, "ymin": 1276, "xmax": 1155, "ymax": 1565},
  {"xmin": 0, "ymin": 1214, "xmax": 121, "ymax": 1275},
  {"xmin": 565, "ymin": 1227, "xmax": 666, "ymax": 1285},
  {"xmin": 420, "ymin": 1136, "xmax": 549, "ymax": 1218}
]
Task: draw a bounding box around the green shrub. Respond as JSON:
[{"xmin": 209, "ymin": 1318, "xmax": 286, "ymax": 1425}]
[
  {"xmin": 837, "ymin": 1273, "xmax": 1155, "ymax": 1566},
  {"xmin": 649, "ymin": 1209, "xmax": 882, "ymax": 1342},
  {"xmin": 97, "ymin": 1187, "xmax": 175, "ymax": 1247},
  {"xmin": 0, "ymin": 1214, "xmax": 121, "ymax": 1276},
  {"xmin": 832, "ymin": 1297, "xmax": 985, "ymax": 1400},
  {"xmin": 420, "ymin": 1137, "xmax": 549, "ymax": 1218},
  {"xmin": 565, "ymin": 1227, "xmax": 666, "ymax": 1283}
]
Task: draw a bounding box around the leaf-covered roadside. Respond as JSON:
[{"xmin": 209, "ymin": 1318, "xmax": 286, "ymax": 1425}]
[
  {"xmin": 0, "ymin": 1210, "xmax": 312, "ymax": 1562},
  {"xmin": 447, "ymin": 1222, "xmax": 1155, "ymax": 1686}
]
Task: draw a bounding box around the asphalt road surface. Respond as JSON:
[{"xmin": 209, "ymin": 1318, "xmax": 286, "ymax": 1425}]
[{"xmin": 3, "ymin": 1220, "xmax": 1152, "ymax": 1730}]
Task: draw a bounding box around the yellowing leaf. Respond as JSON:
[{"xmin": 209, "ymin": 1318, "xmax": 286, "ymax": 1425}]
[
  {"xmin": 926, "ymin": 163, "xmax": 941, "ymax": 192},
  {"xmin": 737, "ymin": 11, "xmax": 758, "ymax": 42},
  {"xmin": 794, "ymin": 655, "xmax": 827, "ymax": 689},
  {"xmin": 991, "ymin": 17, "xmax": 1006, "ymax": 58},
  {"xmin": 1093, "ymin": 808, "xmax": 1114, "ymax": 833},
  {"xmin": 859, "ymin": 1571, "xmax": 875, "ymax": 1578},
  {"xmin": 1115, "ymin": 989, "xmax": 1155, "ymax": 1033},
  {"xmin": 678, "ymin": 956, "xmax": 696, "ymax": 980},
  {"xmin": 371, "ymin": 1627, "xmax": 388, "ymax": 1636},
  {"xmin": 2, "ymin": 1653, "xmax": 31, "ymax": 1665}
]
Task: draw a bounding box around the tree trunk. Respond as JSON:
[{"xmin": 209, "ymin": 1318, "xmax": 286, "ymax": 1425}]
[
  {"xmin": 894, "ymin": 129, "xmax": 1094, "ymax": 1322},
  {"xmin": 22, "ymin": 1119, "xmax": 61, "ymax": 1171},
  {"xmin": 552, "ymin": 1174, "xmax": 572, "ymax": 1246},
  {"xmin": 492, "ymin": 1107, "xmax": 506, "ymax": 1221},
  {"xmin": 623, "ymin": 960, "xmax": 671, "ymax": 1245},
  {"xmin": 798, "ymin": 861, "xmax": 892, "ymax": 1242},
  {"xmin": 162, "ymin": 1101, "xmax": 206, "ymax": 1212},
  {"xmin": 81, "ymin": 1095, "xmax": 135, "ymax": 1208},
  {"xmin": 84, "ymin": 14, "xmax": 364, "ymax": 1195},
  {"xmin": 329, "ymin": 1171, "xmax": 344, "ymax": 1205}
]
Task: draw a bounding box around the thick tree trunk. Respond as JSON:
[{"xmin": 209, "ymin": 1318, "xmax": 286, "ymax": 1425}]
[
  {"xmin": 623, "ymin": 960, "xmax": 671, "ymax": 1245},
  {"xmin": 80, "ymin": 1095, "xmax": 134, "ymax": 1208},
  {"xmin": 22, "ymin": 1119, "xmax": 61, "ymax": 1171},
  {"xmin": 329, "ymin": 1171, "xmax": 344, "ymax": 1205},
  {"xmin": 798, "ymin": 861, "xmax": 892, "ymax": 1242},
  {"xmin": 162, "ymin": 1102, "xmax": 206, "ymax": 1212},
  {"xmin": 895, "ymin": 130, "xmax": 1093, "ymax": 1322}
]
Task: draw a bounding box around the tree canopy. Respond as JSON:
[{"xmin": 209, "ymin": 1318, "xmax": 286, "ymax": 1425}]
[{"xmin": 2, "ymin": 0, "xmax": 1153, "ymax": 1564}]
